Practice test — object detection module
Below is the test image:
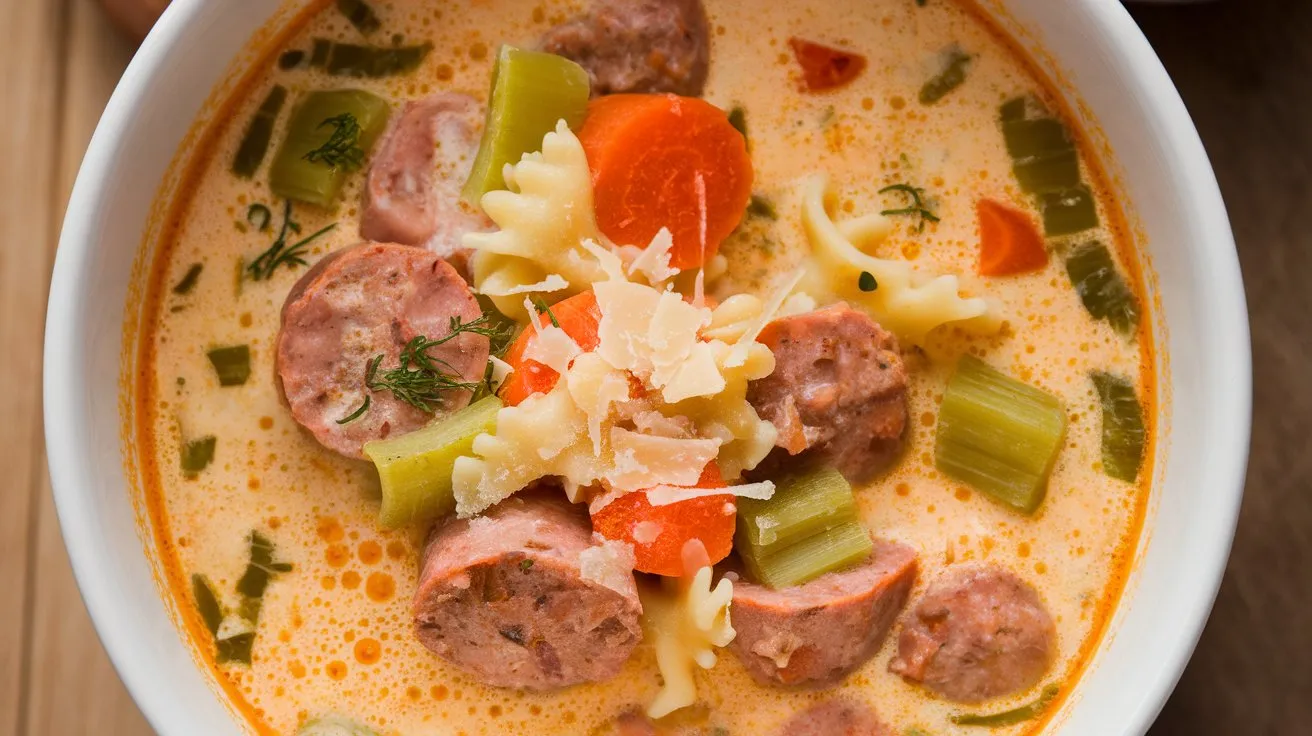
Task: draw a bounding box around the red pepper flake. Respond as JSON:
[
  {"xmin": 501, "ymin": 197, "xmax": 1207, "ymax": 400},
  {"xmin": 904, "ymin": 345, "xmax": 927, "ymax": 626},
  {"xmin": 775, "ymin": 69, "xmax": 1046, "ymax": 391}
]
[{"xmin": 789, "ymin": 38, "xmax": 868, "ymax": 92}]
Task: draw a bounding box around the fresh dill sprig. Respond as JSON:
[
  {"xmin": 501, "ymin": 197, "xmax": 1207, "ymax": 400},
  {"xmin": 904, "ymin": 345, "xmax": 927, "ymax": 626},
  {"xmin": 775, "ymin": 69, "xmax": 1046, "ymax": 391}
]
[
  {"xmin": 339, "ymin": 314, "xmax": 514, "ymax": 420},
  {"xmin": 530, "ymin": 296, "xmax": 560, "ymax": 328},
  {"xmin": 303, "ymin": 113, "xmax": 366, "ymax": 172},
  {"xmin": 245, "ymin": 200, "xmax": 337, "ymax": 281},
  {"xmin": 879, "ymin": 183, "xmax": 941, "ymax": 232}
]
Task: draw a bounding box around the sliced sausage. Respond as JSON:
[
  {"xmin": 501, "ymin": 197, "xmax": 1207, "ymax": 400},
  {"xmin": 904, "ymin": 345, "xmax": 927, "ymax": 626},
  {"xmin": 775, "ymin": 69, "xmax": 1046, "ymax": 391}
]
[
  {"xmin": 540, "ymin": 0, "xmax": 711, "ymax": 97},
  {"xmin": 360, "ymin": 92, "xmax": 490, "ymax": 276},
  {"xmin": 889, "ymin": 565, "xmax": 1056, "ymax": 703},
  {"xmin": 777, "ymin": 699, "xmax": 892, "ymax": 736},
  {"xmin": 729, "ymin": 539, "xmax": 918, "ymax": 687},
  {"xmin": 276, "ymin": 243, "xmax": 488, "ymax": 459},
  {"xmin": 413, "ymin": 493, "xmax": 644, "ymax": 690},
  {"xmin": 747, "ymin": 304, "xmax": 909, "ymax": 484}
]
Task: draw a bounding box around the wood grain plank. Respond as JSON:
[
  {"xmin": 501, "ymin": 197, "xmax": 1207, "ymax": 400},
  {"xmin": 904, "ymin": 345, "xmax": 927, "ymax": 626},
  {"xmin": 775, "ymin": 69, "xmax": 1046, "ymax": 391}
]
[
  {"xmin": 0, "ymin": 0, "xmax": 71, "ymax": 732},
  {"xmin": 21, "ymin": 1, "xmax": 150, "ymax": 734}
]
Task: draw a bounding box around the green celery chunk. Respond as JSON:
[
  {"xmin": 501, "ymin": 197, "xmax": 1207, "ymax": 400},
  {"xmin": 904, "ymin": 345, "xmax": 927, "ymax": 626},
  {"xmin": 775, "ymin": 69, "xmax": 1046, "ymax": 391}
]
[
  {"xmin": 298, "ymin": 717, "xmax": 379, "ymax": 736},
  {"xmin": 1013, "ymin": 149, "xmax": 1081, "ymax": 194},
  {"xmin": 180, "ymin": 436, "xmax": 217, "ymax": 474},
  {"xmin": 364, "ymin": 396, "xmax": 503, "ymax": 528},
  {"xmin": 1065, "ymin": 241, "xmax": 1141, "ymax": 336},
  {"xmin": 737, "ymin": 466, "xmax": 857, "ymax": 549},
  {"xmin": 462, "ymin": 46, "xmax": 591, "ymax": 204},
  {"xmin": 1003, "ymin": 117, "xmax": 1072, "ymax": 160},
  {"xmin": 206, "ymin": 345, "xmax": 251, "ymax": 386},
  {"xmin": 1092, "ymin": 372, "xmax": 1147, "ymax": 482},
  {"xmin": 270, "ymin": 89, "xmax": 390, "ymax": 207},
  {"xmin": 919, "ymin": 46, "xmax": 973, "ymax": 105},
  {"xmin": 740, "ymin": 521, "xmax": 874, "ymax": 589},
  {"xmin": 952, "ymin": 684, "xmax": 1060, "ymax": 726},
  {"xmin": 308, "ymin": 39, "xmax": 433, "ymax": 77},
  {"xmin": 232, "ymin": 85, "xmax": 287, "ymax": 178},
  {"xmin": 1038, "ymin": 184, "xmax": 1099, "ymax": 236},
  {"xmin": 935, "ymin": 356, "xmax": 1066, "ymax": 514}
]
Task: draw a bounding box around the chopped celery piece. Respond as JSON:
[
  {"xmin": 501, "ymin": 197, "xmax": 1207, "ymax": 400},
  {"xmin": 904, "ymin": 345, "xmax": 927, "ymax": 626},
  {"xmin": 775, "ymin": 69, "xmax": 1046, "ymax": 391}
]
[
  {"xmin": 919, "ymin": 46, "xmax": 973, "ymax": 105},
  {"xmin": 740, "ymin": 521, "xmax": 873, "ymax": 589},
  {"xmin": 1092, "ymin": 372, "xmax": 1147, "ymax": 482},
  {"xmin": 1003, "ymin": 117, "xmax": 1072, "ymax": 160},
  {"xmin": 462, "ymin": 46, "xmax": 590, "ymax": 203},
  {"xmin": 191, "ymin": 574, "xmax": 223, "ymax": 636},
  {"xmin": 207, "ymin": 345, "xmax": 251, "ymax": 386},
  {"xmin": 953, "ymin": 684, "xmax": 1060, "ymax": 726},
  {"xmin": 935, "ymin": 356, "xmax": 1066, "ymax": 514},
  {"xmin": 232, "ymin": 85, "xmax": 287, "ymax": 178},
  {"xmin": 270, "ymin": 90, "xmax": 390, "ymax": 207},
  {"xmin": 308, "ymin": 39, "xmax": 432, "ymax": 77},
  {"xmin": 1038, "ymin": 184, "xmax": 1099, "ymax": 236},
  {"xmin": 180, "ymin": 436, "xmax": 216, "ymax": 475},
  {"xmin": 1065, "ymin": 241, "xmax": 1141, "ymax": 336},
  {"xmin": 1013, "ymin": 149, "xmax": 1081, "ymax": 194},
  {"xmin": 364, "ymin": 396, "xmax": 502, "ymax": 528},
  {"xmin": 299, "ymin": 717, "xmax": 379, "ymax": 736},
  {"xmin": 737, "ymin": 466, "xmax": 857, "ymax": 549}
]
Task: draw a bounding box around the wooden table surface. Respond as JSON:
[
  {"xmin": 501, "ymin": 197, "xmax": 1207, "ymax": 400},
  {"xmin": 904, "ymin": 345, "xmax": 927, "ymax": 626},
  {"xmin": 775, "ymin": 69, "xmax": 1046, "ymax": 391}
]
[{"xmin": 0, "ymin": 1, "xmax": 1305, "ymax": 734}]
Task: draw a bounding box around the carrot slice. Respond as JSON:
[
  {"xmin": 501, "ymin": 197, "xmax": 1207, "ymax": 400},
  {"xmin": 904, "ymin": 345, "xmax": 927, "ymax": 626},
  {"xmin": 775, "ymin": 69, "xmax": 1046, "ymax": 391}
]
[
  {"xmin": 591, "ymin": 463, "xmax": 735, "ymax": 578},
  {"xmin": 498, "ymin": 291, "xmax": 602, "ymax": 406},
  {"xmin": 977, "ymin": 198, "xmax": 1049, "ymax": 276},
  {"xmin": 789, "ymin": 38, "xmax": 868, "ymax": 92},
  {"xmin": 578, "ymin": 94, "xmax": 753, "ymax": 270}
]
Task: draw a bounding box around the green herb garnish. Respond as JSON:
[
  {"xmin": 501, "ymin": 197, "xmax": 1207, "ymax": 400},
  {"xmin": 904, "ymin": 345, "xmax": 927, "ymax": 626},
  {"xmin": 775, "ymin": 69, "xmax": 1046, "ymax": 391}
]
[
  {"xmin": 308, "ymin": 39, "xmax": 433, "ymax": 78},
  {"xmin": 236, "ymin": 531, "xmax": 293, "ymax": 622},
  {"xmin": 336, "ymin": 395, "xmax": 371, "ymax": 425},
  {"xmin": 728, "ymin": 106, "xmax": 749, "ymax": 150},
  {"xmin": 277, "ymin": 50, "xmax": 305, "ymax": 69},
  {"xmin": 232, "ymin": 86, "xmax": 288, "ymax": 178},
  {"xmin": 343, "ymin": 314, "xmax": 513, "ymax": 419},
  {"xmin": 192, "ymin": 574, "xmax": 224, "ymax": 635},
  {"xmin": 879, "ymin": 183, "xmax": 940, "ymax": 232},
  {"xmin": 207, "ymin": 345, "xmax": 252, "ymax": 387},
  {"xmin": 952, "ymin": 684, "xmax": 1060, "ymax": 726},
  {"xmin": 519, "ymin": 559, "xmax": 535, "ymax": 572},
  {"xmin": 303, "ymin": 113, "xmax": 366, "ymax": 172},
  {"xmin": 180, "ymin": 436, "xmax": 217, "ymax": 474},
  {"xmin": 172, "ymin": 263, "xmax": 204, "ymax": 295},
  {"xmin": 246, "ymin": 203, "xmax": 273, "ymax": 232},
  {"xmin": 530, "ymin": 296, "xmax": 560, "ymax": 328},
  {"xmin": 858, "ymin": 271, "xmax": 878, "ymax": 292},
  {"xmin": 246, "ymin": 200, "xmax": 337, "ymax": 282}
]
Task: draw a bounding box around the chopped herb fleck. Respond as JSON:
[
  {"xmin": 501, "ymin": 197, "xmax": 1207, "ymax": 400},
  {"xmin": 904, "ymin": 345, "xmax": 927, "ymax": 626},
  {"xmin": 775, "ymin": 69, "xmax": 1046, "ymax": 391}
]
[
  {"xmin": 216, "ymin": 632, "xmax": 256, "ymax": 665},
  {"xmin": 207, "ymin": 345, "xmax": 252, "ymax": 387},
  {"xmin": 880, "ymin": 182, "xmax": 941, "ymax": 232},
  {"xmin": 858, "ymin": 271, "xmax": 879, "ymax": 292},
  {"xmin": 236, "ymin": 531, "xmax": 293, "ymax": 624},
  {"xmin": 180, "ymin": 436, "xmax": 217, "ymax": 474},
  {"xmin": 246, "ymin": 203, "xmax": 273, "ymax": 232},
  {"xmin": 728, "ymin": 106, "xmax": 749, "ymax": 150},
  {"xmin": 277, "ymin": 50, "xmax": 305, "ymax": 69},
  {"xmin": 337, "ymin": 395, "xmax": 372, "ymax": 425},
  {"xmin": 747, "ymin": 194, "xmax": 778, "ymax": 220},
  {"xmin": 191, "ymin": 574, "xmax": 224, "ymax": 635},
  {"xmin": 920, "ymin": 45, "xmax": 974, "ymax": 105},
  {"xmin": 308, "ymin": 39, "xmax": 433, "ymax": 78},
  {"xmin": 232, "ymin": 86, "xmax": 288, "ymax": 178},
  {"xmin": 336, "ymin": 0, "xmax": 382, "ymax": 34},
  {"xmin": 246, "ymin": 200, "xmax": 337, "ymax": 282},
  {"xmin": 519, "ymin": 559, "xmax": 535, "ymax": 572},
  {"xmin": 172, "ymin": 263, "xmax": 204, "ymax": 295}
]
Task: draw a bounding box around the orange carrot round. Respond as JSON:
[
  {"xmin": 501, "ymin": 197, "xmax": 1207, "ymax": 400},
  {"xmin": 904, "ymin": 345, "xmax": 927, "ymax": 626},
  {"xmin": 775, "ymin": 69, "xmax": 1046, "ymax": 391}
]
[
  {"xmin": 579, "ymin": 94, "xmax": 753, "ymax": 270},
  {"xmin": 977, "ymin": 198, "xmax": 1049, "ymax": 277},
  {"xmin": 789, "ymin": 38, "xmax": 868, "ymax": 92},
  {"xmin": 498, "ymin": 291, "xmax": 602, "ymax": 406},
  {"xmin": 590, "ymin": 463, "xmax": 735, "ymax": 578}
]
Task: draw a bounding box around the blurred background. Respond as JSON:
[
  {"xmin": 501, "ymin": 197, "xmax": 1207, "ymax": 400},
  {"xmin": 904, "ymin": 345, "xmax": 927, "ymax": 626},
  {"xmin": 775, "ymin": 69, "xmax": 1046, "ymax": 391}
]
[{"xmin": 0, "ymin": 0, "xmax": 1306, "ymax": 733}]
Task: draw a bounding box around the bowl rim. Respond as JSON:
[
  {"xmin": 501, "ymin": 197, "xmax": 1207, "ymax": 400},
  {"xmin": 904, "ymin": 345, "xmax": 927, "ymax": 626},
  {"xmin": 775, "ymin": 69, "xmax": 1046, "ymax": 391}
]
[{"xmin": 43, "ymin": 1, "xmax": 1251, "ymax": 734}]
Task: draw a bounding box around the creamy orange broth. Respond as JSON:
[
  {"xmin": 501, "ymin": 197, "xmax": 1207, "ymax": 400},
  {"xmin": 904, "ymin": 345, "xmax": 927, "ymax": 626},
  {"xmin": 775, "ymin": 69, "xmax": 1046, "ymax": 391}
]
[{"xmin": 133, "ymin": 0, "xmax": 1154, "ymax": 734}]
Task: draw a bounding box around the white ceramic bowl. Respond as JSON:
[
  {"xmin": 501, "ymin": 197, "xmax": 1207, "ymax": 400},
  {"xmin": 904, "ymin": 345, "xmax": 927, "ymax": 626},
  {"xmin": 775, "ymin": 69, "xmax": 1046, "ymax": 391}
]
[{"xmin": 44, "ymin": 1, "xmax": 1251, "ymax": 733}]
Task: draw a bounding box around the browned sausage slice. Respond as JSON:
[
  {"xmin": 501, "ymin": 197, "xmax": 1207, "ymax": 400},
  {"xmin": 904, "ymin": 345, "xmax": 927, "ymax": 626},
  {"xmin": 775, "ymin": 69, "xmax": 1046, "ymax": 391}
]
[
  {"xmin": 360, "ymin": 92, "xmax": 490, "ymax": 275},
  {"xmin": 889, "ymin": 565, "xmax": 1056, "ymax": 703},
  {"xmin": 413, "ymin": 493, "xmax": 643, "ymax": 690},
  {"xmin": 778, "ymin": 699, "xmax": 892, "ymax": 736},
  {"xmin": 729, "ymin": 539, "xmax": 918, "ymax": 687},
  {"xmin": 276, "ymin": 243, "xmax": 488, "ymax": 459},
  {"xmin": 747, "ymin": 304, "xmax": 909, "ymax": 484},
  {"xmin": 541, "ymin": 0, "xmax": 711, "ymax": 97}
]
